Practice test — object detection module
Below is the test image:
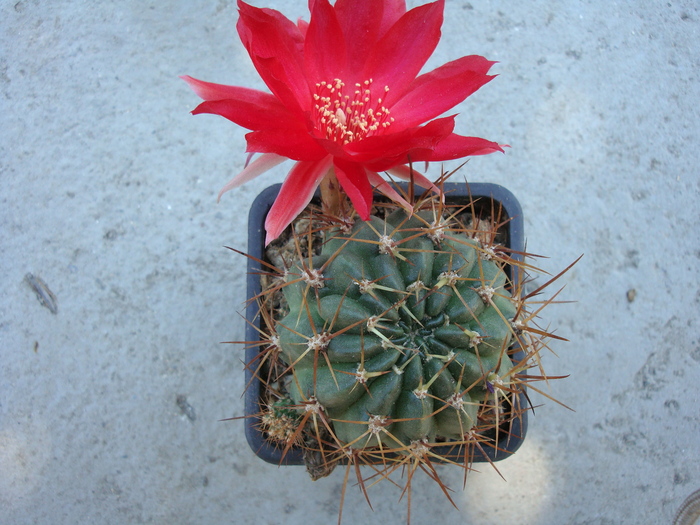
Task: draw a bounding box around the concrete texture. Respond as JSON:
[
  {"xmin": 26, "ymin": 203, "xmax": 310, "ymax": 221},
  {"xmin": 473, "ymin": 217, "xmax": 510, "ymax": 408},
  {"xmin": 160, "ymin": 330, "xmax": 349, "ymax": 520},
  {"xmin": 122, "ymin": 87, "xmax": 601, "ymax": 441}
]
[{"xmin": 1, "ymin": 1, "xmax": 698, "ymax": 523}]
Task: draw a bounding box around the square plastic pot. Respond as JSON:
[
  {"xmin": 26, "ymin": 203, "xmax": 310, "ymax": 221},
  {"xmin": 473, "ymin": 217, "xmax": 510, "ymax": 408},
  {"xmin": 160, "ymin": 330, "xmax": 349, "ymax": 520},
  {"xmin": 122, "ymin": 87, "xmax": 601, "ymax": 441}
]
[{"xmin": 244, "ymin": 182, "xmax": 527, "ymax": 465}]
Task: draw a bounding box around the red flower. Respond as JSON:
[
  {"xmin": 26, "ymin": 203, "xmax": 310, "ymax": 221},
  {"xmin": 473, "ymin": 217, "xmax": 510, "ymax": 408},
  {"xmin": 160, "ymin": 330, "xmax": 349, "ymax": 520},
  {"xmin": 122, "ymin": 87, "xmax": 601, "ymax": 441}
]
[{"xmin": 184, "ymin": 0, "xmax": 504, "ymax": 244}]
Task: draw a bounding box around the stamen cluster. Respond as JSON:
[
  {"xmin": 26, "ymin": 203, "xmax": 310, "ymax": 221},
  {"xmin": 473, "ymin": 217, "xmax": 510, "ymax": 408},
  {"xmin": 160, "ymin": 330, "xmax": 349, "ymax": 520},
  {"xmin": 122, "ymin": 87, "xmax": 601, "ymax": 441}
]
[{"xmin": 313, "ymin": 79, "xmax": 393, "ymax": 145}]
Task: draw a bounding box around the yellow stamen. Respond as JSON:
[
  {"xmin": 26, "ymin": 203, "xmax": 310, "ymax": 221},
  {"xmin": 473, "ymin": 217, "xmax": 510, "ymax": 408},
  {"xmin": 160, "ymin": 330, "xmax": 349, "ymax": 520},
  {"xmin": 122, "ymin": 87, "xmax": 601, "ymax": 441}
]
[{"xmin": 313, "ymin": 78, "xmax": 392, "ymax": 145}]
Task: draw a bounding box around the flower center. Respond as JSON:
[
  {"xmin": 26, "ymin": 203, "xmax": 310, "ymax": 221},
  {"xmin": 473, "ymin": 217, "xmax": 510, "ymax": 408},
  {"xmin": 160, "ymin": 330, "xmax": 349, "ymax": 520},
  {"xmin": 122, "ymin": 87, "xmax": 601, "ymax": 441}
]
[{"xmin": 313, "ymin": 78, "xmax": 394, "ymax": 145}]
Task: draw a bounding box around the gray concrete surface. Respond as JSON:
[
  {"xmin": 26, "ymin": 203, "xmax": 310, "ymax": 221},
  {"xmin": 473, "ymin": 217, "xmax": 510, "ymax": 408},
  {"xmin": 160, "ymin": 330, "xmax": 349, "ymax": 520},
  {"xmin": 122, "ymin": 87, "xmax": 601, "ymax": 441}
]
[{"xmin": 2, "ymin": 1, "xmax": 699, "ymax": 524}]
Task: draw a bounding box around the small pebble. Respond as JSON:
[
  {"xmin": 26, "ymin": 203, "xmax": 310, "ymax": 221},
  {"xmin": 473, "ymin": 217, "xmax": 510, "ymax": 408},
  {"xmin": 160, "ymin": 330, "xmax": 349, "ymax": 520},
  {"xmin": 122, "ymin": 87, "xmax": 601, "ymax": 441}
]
[
  {"xmin": 176, "ymin": 395, "xmax": 196, "ymax": 422},
  {"xmin": 24, "ymin": 273, "xmax": 58, "ymax": 314}
]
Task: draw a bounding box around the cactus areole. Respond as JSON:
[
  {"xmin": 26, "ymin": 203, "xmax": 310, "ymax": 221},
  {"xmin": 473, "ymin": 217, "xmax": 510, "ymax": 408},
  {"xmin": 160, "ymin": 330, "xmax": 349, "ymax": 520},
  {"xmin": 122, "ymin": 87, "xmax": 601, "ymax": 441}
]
[{"xmin": 244, "ymin": 183, "xmax": 528, "ymax": 465}]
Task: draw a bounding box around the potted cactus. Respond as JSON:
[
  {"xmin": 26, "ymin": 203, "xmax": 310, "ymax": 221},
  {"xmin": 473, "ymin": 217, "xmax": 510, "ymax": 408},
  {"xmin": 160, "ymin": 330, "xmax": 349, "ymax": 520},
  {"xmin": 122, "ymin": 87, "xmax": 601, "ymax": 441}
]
[
  {"xmin": 183, "ymin": 0, "xmax": 570, "ymax": 519},
  {"xmin": 243, "ymin": 180, "xmax": 534, "ymax": 471}
]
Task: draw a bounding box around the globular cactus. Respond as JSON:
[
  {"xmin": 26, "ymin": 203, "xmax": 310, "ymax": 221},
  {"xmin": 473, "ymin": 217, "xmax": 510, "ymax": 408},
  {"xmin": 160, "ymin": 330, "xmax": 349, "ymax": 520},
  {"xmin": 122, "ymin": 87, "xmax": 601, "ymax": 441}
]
[{"xmin": 276, "ymin": 207, "xmax": 519, "ymax": 452}]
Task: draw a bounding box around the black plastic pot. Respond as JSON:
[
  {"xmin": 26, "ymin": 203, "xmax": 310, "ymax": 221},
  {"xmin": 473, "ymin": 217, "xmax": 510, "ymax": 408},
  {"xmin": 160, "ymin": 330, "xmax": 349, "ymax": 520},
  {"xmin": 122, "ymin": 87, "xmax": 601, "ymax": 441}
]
[{"xmin": 244, "ymin": 182, "xmax": 527, "ymax": 465}]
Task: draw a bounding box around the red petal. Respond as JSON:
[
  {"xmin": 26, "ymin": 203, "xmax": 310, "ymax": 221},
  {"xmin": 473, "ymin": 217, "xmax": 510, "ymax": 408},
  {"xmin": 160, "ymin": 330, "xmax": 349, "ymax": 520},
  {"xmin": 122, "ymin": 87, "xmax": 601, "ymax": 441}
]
[
  {"xmin": 333, "ymin": 158, "xmax": 373, "ymax": 220},
  {"xmin": 181, "ymin": 75, "xmax": 276, "ymax": 104},
  {"xmin": 264, "ymin": 157, "xmax": 333, "ymax": 244},
  {"xmin": 237, "ymin": 1, "xmax": 310, "ymax": 115},
  {"xmin": 191, "ymin": 98, "xmax": 299, "ymax": 132},
  {"xmin": 333, "ymin": 0, "xmax": 383, "ymax": 77},
  {"xmin": 347, "ymin": 116, "xmax": 456, "ymax": 170},
  {"xmin": 389, "ymin": 56, "xmax": 497, "ymax": 131},
  {"xmin": 377, "ymin": 0, "xmax": 407, "ymax": 36},
  {"xmin": 386, "ymin": 164, "xmax": 440, "ymax": 195},
  {"xmin": 304, "ymin": 0, "xmax": 346, "ymax": 83},
  {"xmin": 365, "ymin": 170, "xmax": 412, "ymax": 213},
  {"xmin": 218, "ymin": 153, "xmax": 287, "ymax": 201},
  {"xmin": 245, "ymin": 130, "xmax": 327, "ymax": 161},
  {"xmin": 423, "ymin": 134, "xmax": 505, "ymax": 161},
  {"xmin": 363, "ymin": 0, "xmax": 444, "ymax": 106},
  {"xmin": 297, "ymin": 17, "xmax": 309, "ymax": 37}
]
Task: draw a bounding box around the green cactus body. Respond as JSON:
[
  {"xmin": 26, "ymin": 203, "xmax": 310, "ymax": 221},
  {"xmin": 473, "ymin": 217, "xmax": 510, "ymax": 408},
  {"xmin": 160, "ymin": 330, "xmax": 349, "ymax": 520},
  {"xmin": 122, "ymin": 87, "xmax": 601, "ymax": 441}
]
[{"xmin": 277, "ymin": 210, "xmax": 518, "ymax": 450}]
